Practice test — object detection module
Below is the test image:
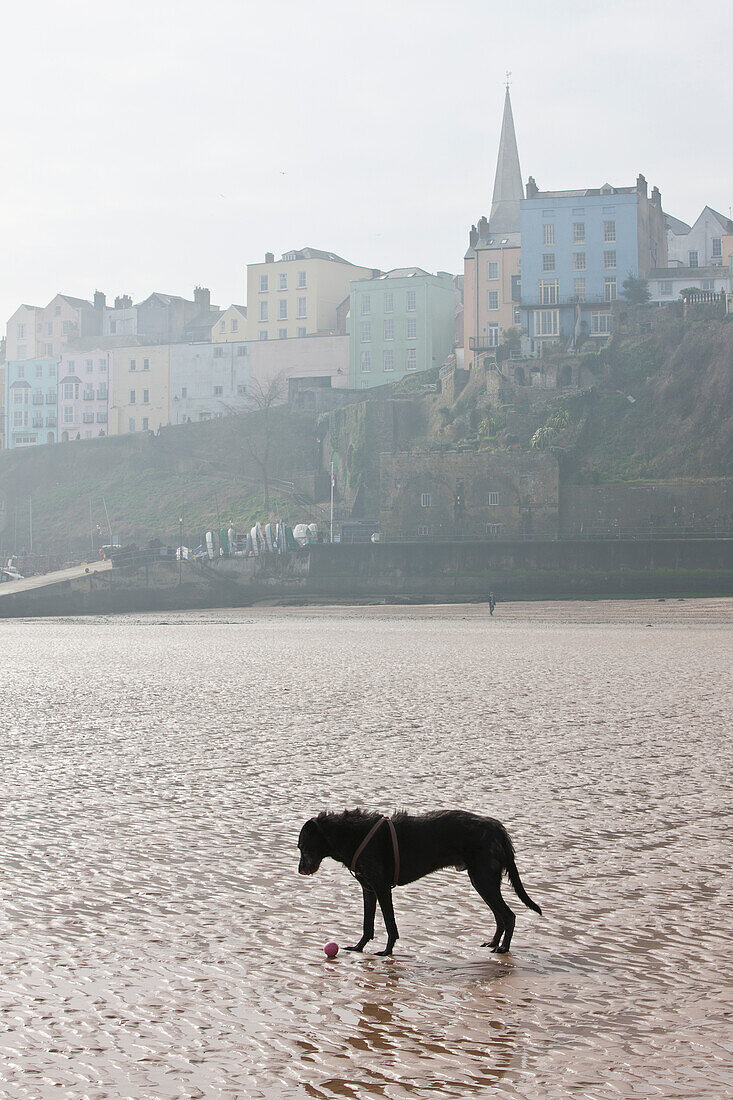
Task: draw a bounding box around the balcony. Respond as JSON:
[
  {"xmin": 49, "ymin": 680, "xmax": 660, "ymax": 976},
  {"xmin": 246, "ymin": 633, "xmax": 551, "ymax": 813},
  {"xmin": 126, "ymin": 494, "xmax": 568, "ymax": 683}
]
[
  {"xmin": 520, "ymin": 294, "xmax": 614, "ymax": 309},
  {"xmin": 32, "ymin": 394, "xmax": 44, "ymax": 405},
  {"xmin": 46, "ymin": 416, "xmax": 57, "ymax": 427},
  {"xmin": 32, "ymin": 417, "xmax": 44, "ymax": 428},
  {"xmin": 45, "ymin": 394, "xmax": 56, "ymax": 404}
]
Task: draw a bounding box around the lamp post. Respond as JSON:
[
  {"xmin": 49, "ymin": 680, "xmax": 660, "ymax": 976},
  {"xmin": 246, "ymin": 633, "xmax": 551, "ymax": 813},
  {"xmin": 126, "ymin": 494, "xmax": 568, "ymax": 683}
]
[{"xmin": 178, "ymin": 514, "xmax": 183, "ymax": 584}]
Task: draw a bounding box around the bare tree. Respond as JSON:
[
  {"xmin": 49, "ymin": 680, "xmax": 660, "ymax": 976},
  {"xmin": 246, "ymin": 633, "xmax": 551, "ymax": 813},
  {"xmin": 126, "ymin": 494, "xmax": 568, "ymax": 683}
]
[{"xmin": 243, "ymin": 372, "xmax": 287, "ymax": 511}]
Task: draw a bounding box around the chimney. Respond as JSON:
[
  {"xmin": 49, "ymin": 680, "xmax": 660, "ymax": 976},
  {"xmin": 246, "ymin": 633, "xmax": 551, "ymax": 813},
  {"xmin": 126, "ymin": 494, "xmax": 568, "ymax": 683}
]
[
  {"xmin": 636, "ymin": 174, "xmax": 648, "ymax": 196},
  {"xmin": 194, "ymin": 286, "xmax": 211, "ymax": 311},
  {"xmin": 478, "ymin": 216, "xmax": 489, "ymax": 238},
  {"xmin": 526, "ymin": 176, "xmax": 538, "ymax": 198},
  {"xmin": 115, "ymin": 294, "xmax": 133, "ymax": 309},
  {"xmin": 94, "ymin": 290, "xmax": 106, "ymax": 310},
  {"xmin": 265, "ymin": 251, "xmax": 274, "ymax": 264},
  {"xmin": 651, "ymin": 185, "xmax": 661, "ymax": 206}
]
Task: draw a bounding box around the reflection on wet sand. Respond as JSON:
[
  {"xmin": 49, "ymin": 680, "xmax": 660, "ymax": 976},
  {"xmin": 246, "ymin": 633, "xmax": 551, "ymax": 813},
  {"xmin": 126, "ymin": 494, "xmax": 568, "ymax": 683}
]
[{"xmin": 0, "ymin": 599, "xmax": 731, "ymax": 1097}]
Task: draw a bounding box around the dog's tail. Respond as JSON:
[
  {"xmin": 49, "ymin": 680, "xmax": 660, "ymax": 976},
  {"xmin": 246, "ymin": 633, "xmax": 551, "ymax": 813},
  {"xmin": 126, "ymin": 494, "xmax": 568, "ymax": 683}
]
[{"xmin": 506, "ymin": 856, "xmax": 542, "ymax": 915}]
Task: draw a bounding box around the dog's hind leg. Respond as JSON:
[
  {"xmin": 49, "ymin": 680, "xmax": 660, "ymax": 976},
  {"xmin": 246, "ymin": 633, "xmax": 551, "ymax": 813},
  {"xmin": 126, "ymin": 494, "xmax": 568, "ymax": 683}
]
[
  {"xmin": 346, "ymin": 883, "xmax": 377, "ymax": 952},
  {"xmin": 374, "ymin": 887, "xmax": 399, "ymax": 956},
  {"xmin": 468, "ymin": 862, "xmax": 516, "ymax": 953}
]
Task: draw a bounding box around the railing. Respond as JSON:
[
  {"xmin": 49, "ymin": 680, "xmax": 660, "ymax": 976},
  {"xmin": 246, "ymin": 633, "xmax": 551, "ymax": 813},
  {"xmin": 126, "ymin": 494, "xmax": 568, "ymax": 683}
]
[
  {"xmin": 45, "ymin": 394, "xmax": 56, "ymax": 404},
  {"xmin": 520, "ymin": 294, "xmax": 614, "ymax": 308}
]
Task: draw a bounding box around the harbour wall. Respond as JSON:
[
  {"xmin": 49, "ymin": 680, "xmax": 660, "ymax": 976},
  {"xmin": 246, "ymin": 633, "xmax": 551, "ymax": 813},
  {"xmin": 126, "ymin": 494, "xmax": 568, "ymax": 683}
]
[{"xmin": 0, "ymin": 539, "xmax": 730, "ymax": 616}]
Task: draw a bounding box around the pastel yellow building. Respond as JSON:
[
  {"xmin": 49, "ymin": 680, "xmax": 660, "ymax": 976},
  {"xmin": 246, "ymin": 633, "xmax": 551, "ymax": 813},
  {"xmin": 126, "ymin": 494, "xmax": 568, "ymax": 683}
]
[
  {"xmin": 109, "ymin": 344, "xmax": 171, "ymax": 436},
  {"xmin": 211, "ymin": 304, "xmax": 247, "ymax": 342},
  {"xmin": 245, "ymin": 247, "xmax": 375, "ymax": 342}
]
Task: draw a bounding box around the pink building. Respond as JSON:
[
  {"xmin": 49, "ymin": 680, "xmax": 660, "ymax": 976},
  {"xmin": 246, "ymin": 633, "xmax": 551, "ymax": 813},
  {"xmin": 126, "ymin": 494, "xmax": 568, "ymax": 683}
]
[{"xmin": 58, "ymin": 348, "xmax": 111, "ymax": 442}]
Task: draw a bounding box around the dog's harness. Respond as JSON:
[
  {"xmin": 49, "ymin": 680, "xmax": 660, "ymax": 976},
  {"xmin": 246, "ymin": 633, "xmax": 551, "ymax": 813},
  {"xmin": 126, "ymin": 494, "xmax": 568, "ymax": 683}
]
[{"xmin": 349, "ymin": 816, "xmax": 400, "ymax": 887}]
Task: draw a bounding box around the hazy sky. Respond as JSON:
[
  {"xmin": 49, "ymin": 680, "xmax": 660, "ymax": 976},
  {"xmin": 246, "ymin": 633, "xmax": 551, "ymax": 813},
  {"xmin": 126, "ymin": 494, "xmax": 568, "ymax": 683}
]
[{"xmin": 1, "ymin": 0, "xmax": 731, "ymax": 329}]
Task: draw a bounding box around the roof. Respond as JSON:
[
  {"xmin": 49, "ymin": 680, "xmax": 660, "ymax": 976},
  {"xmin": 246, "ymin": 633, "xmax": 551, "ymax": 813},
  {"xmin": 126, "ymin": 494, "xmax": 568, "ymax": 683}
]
[
  {"xmin": 59, "ymin": 375, "xmax": 82, "ymax": 384},
  {"xmin": 525, "ymin": 184, "xmax": 637, "ymax": 200},
  {"xmin": 382, "ymin": 267, "xmax": 431, "ymax": 279},
  {"xmin": 465, "ymin": 230, "xmax": 521, "ymax": 259},
  {"xmin": 489, "ymin": 88, "xmax": 524, "ymax": 234},
  {"xmin": 701, "ymin": 206, "xmax": 733, "ymax": 233},
  {"xmin": 57, "ymin": 294, "xmax": 94, "ymax": 309},
  {"xmin": 664, "ymin": 212, "xmax": 692, "ymax": 235},
  {"xmin": 279, "ymin": 247, "xmax": 352, "ymax": 264},
  {"xmin": 135, "ymin": 292, "xmax": 194, "ymax": 308},
  {"xmin": 184, "ymin": 309, "xmax": 224, "ymax": 338}
]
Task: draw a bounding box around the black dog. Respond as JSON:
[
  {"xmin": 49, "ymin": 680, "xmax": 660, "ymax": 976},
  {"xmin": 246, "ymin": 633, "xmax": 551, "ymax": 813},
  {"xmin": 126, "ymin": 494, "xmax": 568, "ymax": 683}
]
[{"xmin": 298, "ymin": 808, "xmax": 542, "ymax": 955}]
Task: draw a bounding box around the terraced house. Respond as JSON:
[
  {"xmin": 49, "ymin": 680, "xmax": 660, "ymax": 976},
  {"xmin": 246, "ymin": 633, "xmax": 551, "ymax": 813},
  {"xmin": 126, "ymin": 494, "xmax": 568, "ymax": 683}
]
[{"xmin": 348, "ymin": 269, "xmax": 456, "ymax": 389}]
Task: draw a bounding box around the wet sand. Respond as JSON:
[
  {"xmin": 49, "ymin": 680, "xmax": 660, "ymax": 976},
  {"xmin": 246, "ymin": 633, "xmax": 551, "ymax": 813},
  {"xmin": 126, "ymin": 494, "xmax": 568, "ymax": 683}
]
[{"xmin": 0, "ymin": 599, "xmax": 731, "ymax": 1097}]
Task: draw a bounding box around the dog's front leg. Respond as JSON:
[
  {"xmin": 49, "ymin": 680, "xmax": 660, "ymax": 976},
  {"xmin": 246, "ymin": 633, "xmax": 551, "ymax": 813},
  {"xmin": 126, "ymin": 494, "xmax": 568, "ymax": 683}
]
[
  {"xmin": 374, "ymin": 886, "xmax": 399, "ymax": 956},
  {"xmin": 346, "ymin": 882, "xmax": 376, "ymax": 952}
]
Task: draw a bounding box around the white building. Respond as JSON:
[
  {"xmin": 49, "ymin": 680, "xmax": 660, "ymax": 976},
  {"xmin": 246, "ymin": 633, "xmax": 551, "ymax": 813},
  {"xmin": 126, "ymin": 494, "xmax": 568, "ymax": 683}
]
[
  {"xmin": 666, "ymin": 207, "xmax": 733, "ymax": 269},
  {"xmin": 647, "ymin": 266, "xmax": 729, "ymax": 304}
]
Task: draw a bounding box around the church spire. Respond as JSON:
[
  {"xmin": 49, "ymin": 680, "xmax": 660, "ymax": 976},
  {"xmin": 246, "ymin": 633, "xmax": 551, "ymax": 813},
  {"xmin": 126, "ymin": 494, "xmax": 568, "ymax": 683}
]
[{"xmin": 488, "ymin": 85, "xmax": 523, "ymax": 235}]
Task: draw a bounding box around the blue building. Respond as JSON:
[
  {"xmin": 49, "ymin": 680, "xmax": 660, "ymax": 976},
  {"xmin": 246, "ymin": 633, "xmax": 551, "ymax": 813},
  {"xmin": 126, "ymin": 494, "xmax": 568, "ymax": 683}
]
[
  {"xmin": 520, "ymin": 174, "xmax": 667, "ymax": 354},
  {"xmin": 4, "ymin": 357, "xmax": 58, "ymax": 448}
]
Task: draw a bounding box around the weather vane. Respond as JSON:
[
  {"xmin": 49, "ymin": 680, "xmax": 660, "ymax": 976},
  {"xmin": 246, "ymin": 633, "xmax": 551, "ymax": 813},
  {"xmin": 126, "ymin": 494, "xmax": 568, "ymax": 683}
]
[{"xmin": 505, "ymin": 70, "xmax": 512, "ymax": 90}]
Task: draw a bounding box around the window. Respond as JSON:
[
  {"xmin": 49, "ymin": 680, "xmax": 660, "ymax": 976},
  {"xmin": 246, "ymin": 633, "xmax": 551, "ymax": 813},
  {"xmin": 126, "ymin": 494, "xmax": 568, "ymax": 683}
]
[
  {"xmin": 603, "ymin": 221, "xmax": 616, "ymax": 242},
  {"xmin": 688, "ymin": 251, "xmax": 699, "ymax": 268},
  {"xmin": 361, "ymin": 295, "xmax": 371, "ymax": 315},
  {"xmin": 573, "ymin": 222, "xmax": 586, "ymax": 243},
  {"xmin": 487, "ymin": 261, "xmax": 499, "ymax": 280},
  {"xmin": 17, "ymin": 346, "xmax": 27, "ymax": 360},
  {"xmin": 214, "ymin": 385, "xmax": 223, "ymax": 396},
  {"xmin": 360, "ymin": 351, "xmax": 371, "ymax": 372},
  {"xmin": 237, "ymin": 344, "xmax": 247, "ymax": 355},
  {"xmin": 99, "ymin": 359, "xmax": 107, "ymax": 371},
  {"xmin": 384, "ymin": 319, "xmax": 394, "ymax": 340},
  {"xmin": 67, "ymin": 359, "xmax": 76, "ymax": 371},
  {"xmin": 659, "ymin": 281, "xmax": 673, "ymax": 296},
  {"xmin": 382, "ymin": 292, "xmax": 393, "ymax": 314},
  {"xmin": 361, "ymin": 321, "xmax": 371, "ymax": 342},
  {"xmin": 542, "ymin": 223, "xmax": 555, "ymax": 246},
  {"xmin": 63, "ymin": 406, "xmax": 74, "ymax": 423},
  {"xmin": 142, "ymin": 418, "xmax": 149, "ymax": 431},
  {"xmin": 231, "ymin": 318, "xmax": 239, "ymax": 332},
  {"xmin": 407, "ymin": 318, "xmax": 417, "ymax": 339},
  {"xmin": 83, "ymin": 385, "xmax": 94, "ymax": 400},
  {"xmin": 572, "ymin": 252, "xmax": 586, "ymax": 271},
  {"xmin": 542, "ymin": 253, "xmax": 555, "ymax": 272},
  {"xmin": 406, "ymin": 348, "xmax": 417, "ymax": 370},
  {"xmin": 421, "ymin": 493, "xmax": 431, "ymax": 508},
  {"xmin": 278, "ymin": 328, "xmax": 288, "ymax": 339},
  {"xmin": 97, "ymin": 411, "xmax": 108, "ymax": 423},
  {"xmin": 259, "ymin": 274, "xmax": 268, "ymax": 292},
  {"xmin": 538, "ymin": 279, "xmax": 559, "ymax": 305},
  {"xmin": 513, "ymin": 307, "xmax": 521, "ymax": 324},
  {"xmin": 406, "ymin": 290, "xmax": 416, "ymax": 311},
  {"xmin": 297, "ymin": 271, "xmax": 306, "ymax": 288},
  {"xmin": 129, "ymin": 390, "xmax": 136, "ymax": 404},
  {"xmin": 279, "ymin": 273, "xmax": 287, "ymax": 290},
  {"xmin": 259, "ymin": 301, "xmax": 268, "ymax": 322},
  {"xmin": 143, "ymin": 358, "xmax": 149, "ymax": 370},
  {"xmin": 574, "ymin": 278, "xmax": 586, "ymax": 300},
  {"xmin": 55, "ymin": 305, "xmax": 61, "ymax": 315},
  {"xmin": 604, "ymin": 277, "xmax": 617, "ymax": 302},
  {"xmin": 46, "ymin": 322, "xmax": 53, "ymax": 335},
  {"xmin": 604, "ymin": 250, "xmax": 617, "ymax": 269},
  {"xmin": 488, "ymin": 492, "xmax": 500, "ymax": 506},
  {"xmin": 62, "ymin": 321, "xmax": 71, "ymax": 335},
  {"xmin": 487, "ymin": 324, "xmax": 499, "ymax": 347},
  {"xmin": 486, "ymin": 523, "xmax": 502, "ymax": 537},
  {"xmin": 417, "ymin": 526, "xmax": 432, "ymax": 536},
  {"xmin": 181, "ymin": 387, "xmax": 187, "ymax": 397},
  {"xmin": 279, "ymin": 299, "xmax": 287, "ymax": 319},
  {"xmin": 36, "ymin": 364, "xmax": 44, "ymax": 378},
  {"xmin": 86, "ymin": 359, "xmax": 93, "ymax": 373},
  {"xmin": 383, "ymin": 349, "xmax": 394, "ymax": 371},
  {"xmin": 701, "ymin": 280, "xmax": 715, "ymax": 291},
  {"xmin": 17, "ymin": 324, "xmax": 26, "ymax": 338},
  {"xmin": 142, "ymin": 389, "xmax": 149, "ymax": 403},
  {"xmin": 109, "ymin": 320, "xmax": 117, "ymax": 334},
  {"xmin": 533, "ymin": 310, "xmax": 559, "ymax": 337},
  {"xmin": 297, "ymin": 297, "xmax": 307, "ymax": 318},
  {"xmin": 487, "ymin": 290, "xmax": 499, "ymax": 310},
  {"xmin": 237, "ymin": 384, "xmax": 247, "ymax": 395},
  {"xmin": 297, "ymin": 326, "xmax": 306, "ymax": 338},
  {"xmin": 712, "ymin": 238, "xmax": 722, "ymax": 259},
  {"xmin": 214, "ymin": 346, "xmax": 224, "ymax": 357},
  {"xmin": 130, "ymin": 359, "xmax": 136, "ymax": 371},
  {"xmin": 128, "ymin": 418, "xmax": 136, "ymax": 432},
  {"xmin": 591, "ymin": 312, "xmax": 613, "ymax": 334},
  {"xmin": 220, "ymin": 320, "xmax": 226, "ymax": 333},
  {"xmin": 62, "ymin": 382, "xmax": 75, "ymax": 399},
  {"xmin": 259, "ymin": 331, "xmax": 268, "ymax": 340},
  {"xmin": 17, "ymin": 365, "xmax": 25, "ymax": 379},
  {"xmin": 44, "ymin": 343, "xmax": 53, "ymax": 356},
  {"xmin": 97, "ymin": 384, "xmax": 107, "ymax": 399}
]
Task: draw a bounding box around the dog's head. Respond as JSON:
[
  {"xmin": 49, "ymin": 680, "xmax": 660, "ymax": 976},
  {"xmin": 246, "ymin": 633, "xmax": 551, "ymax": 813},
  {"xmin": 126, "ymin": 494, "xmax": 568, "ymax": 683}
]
[{"xmin": 298, "ymin": 817, "xmax": 327, "ymax": 875}]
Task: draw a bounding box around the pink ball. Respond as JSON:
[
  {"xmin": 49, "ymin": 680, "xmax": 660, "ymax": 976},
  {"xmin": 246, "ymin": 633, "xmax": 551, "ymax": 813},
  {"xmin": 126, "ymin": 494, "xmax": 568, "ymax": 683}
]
[{"xmin": 324, "ymin": 941, "xmax": 339, "ymax": 958}]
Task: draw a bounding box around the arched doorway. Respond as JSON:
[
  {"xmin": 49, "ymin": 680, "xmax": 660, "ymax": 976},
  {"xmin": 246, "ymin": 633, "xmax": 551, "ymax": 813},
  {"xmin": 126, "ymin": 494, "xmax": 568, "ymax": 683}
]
[{"xmin": 61, "ymin": 431, "xmax": 69, "ymax": 442}]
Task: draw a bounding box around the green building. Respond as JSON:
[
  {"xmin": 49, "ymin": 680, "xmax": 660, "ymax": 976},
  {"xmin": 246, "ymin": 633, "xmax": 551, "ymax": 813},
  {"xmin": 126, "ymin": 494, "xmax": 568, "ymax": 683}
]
[{"xmin": 348, "ymin": 268, "xmax": 456, "ymax": 389}]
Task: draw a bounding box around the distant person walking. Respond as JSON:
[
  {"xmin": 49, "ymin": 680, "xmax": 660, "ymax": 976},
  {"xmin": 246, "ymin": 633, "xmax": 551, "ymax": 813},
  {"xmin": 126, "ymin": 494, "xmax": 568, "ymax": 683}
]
[{"xmin": 488, "ymin": 591, "xmax": 496, "ymax": 616}]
